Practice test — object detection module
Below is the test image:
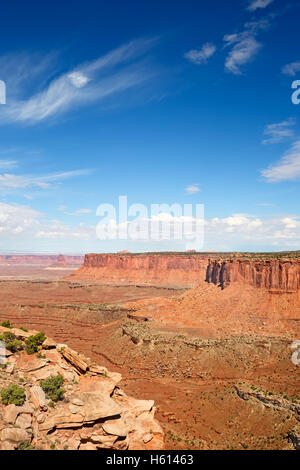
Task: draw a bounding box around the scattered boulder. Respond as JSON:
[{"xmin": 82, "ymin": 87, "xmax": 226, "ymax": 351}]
[
  {"xmin": 0, "ymin": 428, "xmax": 29, "ymax": 447},
  {"xmin": 0, "ymin": 325, "xmax": 164, "ymax": 451},
  {"xmin": 57, "ymin": 345, "xmax": 88, "ymax": 373},
  {"xmin": 30, "ymin": 386, "xmax": 48, "ymax": 411}
]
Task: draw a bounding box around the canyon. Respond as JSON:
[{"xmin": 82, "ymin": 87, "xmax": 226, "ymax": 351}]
[
  {"xmin": 0, "ymin": 254, "xmax": 84, "ymax": 281},
  {"xmin": 0, "ymin": 251, "xmax": 299, "ymax": 450}
]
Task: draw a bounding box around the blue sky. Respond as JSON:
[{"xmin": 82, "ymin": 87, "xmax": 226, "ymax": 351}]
[{"xmin": 0, "ymin": 0, "xmax": 300, "ymax": 253}]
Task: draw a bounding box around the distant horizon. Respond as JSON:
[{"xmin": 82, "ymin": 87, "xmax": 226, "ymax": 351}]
[{"xmin": 0, "ymin": 249, "xmax": 300, "ymax": 256}]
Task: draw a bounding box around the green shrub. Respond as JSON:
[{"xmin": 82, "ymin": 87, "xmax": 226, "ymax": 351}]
[
  {"xmin": 40, "ymin": 374, "xmax": 65, "ymax": 402},
  {"xmin": 0, "ymin": 331, "xmax": 15, "ymax": 343},
  {"xmin": 17, "ymin": 441, "xmax": 33, "ymax": 450},
  {"xmin": 0, "ymin": 331, "xmax": 24, "ymax": 353},
  {"xmin": 1, "ymin": 320, "xmax": 12, "ymax": 328},
  {"xmin": 25, "ymin": 332, "xmax": 46, "ymax": 355},
  {"xmin": 19, "ymin": 327, "xmax": 28, "ymax": 332},
  {"xmin": 1, "ymin": 383, "xmax": 26, "ymax": 406},
  {"xmin": 6, "ymin": 339, "xmax": 23, "ymax": 353}
]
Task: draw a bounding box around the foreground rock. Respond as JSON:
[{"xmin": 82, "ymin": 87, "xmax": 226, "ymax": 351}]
[{"xmin": 0, "ymin": 326, "xmax": 164, "ymax": 450}]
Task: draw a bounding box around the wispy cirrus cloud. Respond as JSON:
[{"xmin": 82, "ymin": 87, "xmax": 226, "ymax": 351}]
[
  {"xmin": 262, "ymin": 118, "xmax": 296, "ymax": 144},
  {"xmin": 0, "ymin": 148, "xmax": 19, "ymax": 155},
  {"xmin": 0, "ymin": 38, "xmax": 160, "ymax": 125},
  {"xmin": 261, "ymin": 139, "xmax": 300, "ymax": 182},
  {"xmin": 0, "ymin": 159, "xmax": 18, "ymax": 170},
  {"xmin": 224, "ymin": 19, "xmax": 269, "ymax": 75},
  {"xmin": 282, "ymin": 61, "xmax": 300, "ymax": 77},
  {"xmin": 184, "ymin": 43, "xmax": 216, "ymax": 65},
  {"xmin": 0, "ymin": 168, "xmax": 91, "ymax": 191},
  {"xmin": 58, "ymin": 206, "xmax": 93, "ymax": 216},
  {"xmin": 0, "ymin": 52, "xmax": 57, "ymax": 99},
  {"xmin": 257, "ymin": 202, "xmax": 276, "ymax": 207},
  {"xmin": 247, "ymin": 0, "xmax": 275, "ymax": 11}
]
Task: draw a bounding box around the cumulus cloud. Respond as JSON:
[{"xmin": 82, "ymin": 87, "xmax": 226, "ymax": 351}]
[
  {"xmin": 247, "ymin": 0, "xmax": 275, "ymax": 11},
  {"xmin": 0, "ymin": 202, "xmax": 94, "ymax": 241},
  {"xmin": 184, "ymin": 43, "xmax": 216, "ymax": 65},
  {"xmin": 1, "ymin": 202, "xmax": 300, "ymax": 250},
  {"xmin": 282, "ymin": 61, "xmax": 300, "ymax": 77},
  {"xmin": 224, "ymin": 20, "xmax": 269, "ymax": 75},
  {"xmin": 68, "ymin": 72, "xmax": 90, "ymax": 88},
  {"xmin": 0, "ymin": 202, "xmax": 41, "ymax": 235},
  {"xmin": 262, "ymin": 119, "xmax": 295, "ymax": 144},
  {"xmin": 261, "ymin": 139, "xmax": 300, "ymax": 182},
  {"xmin": 0, "ymin": 37, "xmax": 160, "ymax": 125},
  {"xmin": 185, "ymin": 184, "xmax": 201, "ymax": 194},
  {"xmin": 204, "ymin": 213, "xmax": 300, "ymax": 249}
]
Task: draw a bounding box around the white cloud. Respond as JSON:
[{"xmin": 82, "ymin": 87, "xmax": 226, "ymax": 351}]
[
  {"xmin": 0, "ymin": 202, "xmax": 94, "ymax": 241},
  {"xmin": 0, "ymin": 160, "xmax": 18, "ymax": 170},
  {"xmin": 262, "ymin": 119, "xmax": 295, "ymax": 144},
  {"xmin": 0, "ymin": 38, "xmax": 160, "ymax": 125},
  {"xmin": 204, "ymin": 213, "xmax": 300, "ymax": 248},
  {"xmin": 224, "ymin": 20, "xmax": 269, "ymax": 75},
  {"xmin": 68, "ymin": 72, "xmax": 90, "ymax": 88},
  {"xmin": 184, "ymin": 43, "xmax": 216, "ymax": 65},
  {"xmin": 257, "ymin": 202, "xmax": 275, "ymax": 207},
  {"xmin": 0, "ymin": 169, "xmax": 91, "ymax": 191},
  {"xmin": 35, "ymin": 230, "xmax": 90, "ymax": 240},
  {"xmin": 225, "ymin": 37, "xmax": 261, "ymax": 75},
  {"xmin": 0, "ymin": 148, "xmax": 19, "ymax": 155},
  {"xmin": 247, "ymin": 0, "xmax": 274, "ymax": 11},
  {"xmin": 282, "ymin": 61, "xmax": 300, "ymax": 77},
  {"xmin": 1, "ymin": 202, "xmax": 300, "ymax": 250},
  {"xmin": 261, "ymin": 139, "xmax": 300, "ymax": 182},
  {"xmin": 185, "ymin": 184, "xmax": 201, "ymax": 194},
  {"xmin": 0, "ymin": 202, "xmax": 41, "ymax": 234},
  {"xmin": 63, "ymin": 208, "xmax": 93, "ymax": 216},
  {"xmin": 0, "ymin": 52, "xmax": 57, "ymax": 98},
  {"xmin": 97, "ymin": 211, "xmax": 300, "ymax": 248}
]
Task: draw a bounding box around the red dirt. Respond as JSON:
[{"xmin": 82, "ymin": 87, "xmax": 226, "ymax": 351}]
[
  {"xmin": 0, "ymin": 253, "xmax": 299, "ymax": 450},
  {"xmin": 125, "ymin": 281, "xmax": 300, "ymax": 339}
]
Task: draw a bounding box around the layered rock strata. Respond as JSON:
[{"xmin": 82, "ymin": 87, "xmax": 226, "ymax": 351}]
[
  {"xmin": 0, "ymin": 326, "xmax": 164, "ymax": 451},
  {"xmin": 206, "ymin": 259, "xmax": 300, "ymax": 291}
]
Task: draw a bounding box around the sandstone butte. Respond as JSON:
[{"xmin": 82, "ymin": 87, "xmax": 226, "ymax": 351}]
[
  {"xmin": 65, "ymin": 252, "xmax": 300, "ymax": 292},
  {"xmin": 0, "ymin": 326, "xmax": 164, "ymax": 451}
]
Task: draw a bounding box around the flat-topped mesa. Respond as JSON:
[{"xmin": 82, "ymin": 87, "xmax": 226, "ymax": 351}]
[
  {"xmin": 206, "ymin": 258, "xmax": 300, "ymax": 291},
  {"xmin": 66, "ymin": 253, "xmax": 214, "ymax": 288}
]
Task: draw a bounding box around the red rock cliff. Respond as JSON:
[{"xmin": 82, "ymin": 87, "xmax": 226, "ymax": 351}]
[
  {"xmin": 66, "ymin": 253, "xmax": 212, "ymax": 288},
  {"xmin": 66, "ymin": 253, "xmax": 300, "ymax": 291},
  {"xmin": 206, "ymin": 258, "xmax": 300, "ymax": 292}
]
